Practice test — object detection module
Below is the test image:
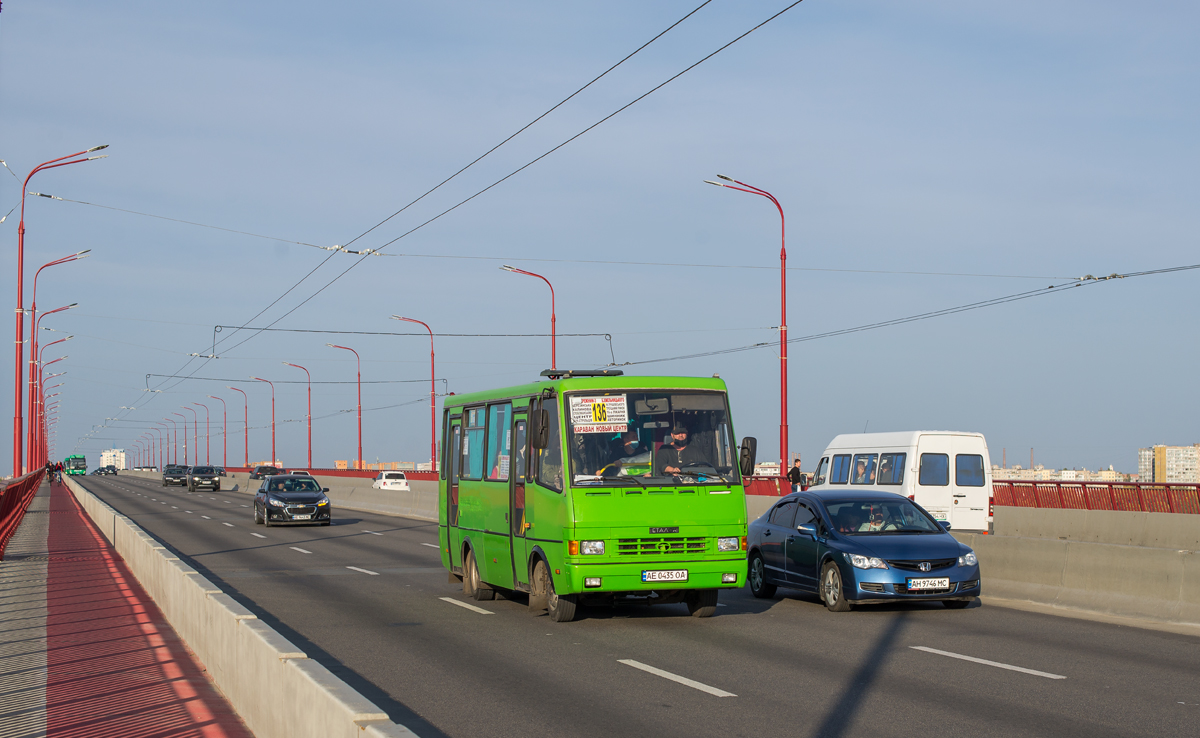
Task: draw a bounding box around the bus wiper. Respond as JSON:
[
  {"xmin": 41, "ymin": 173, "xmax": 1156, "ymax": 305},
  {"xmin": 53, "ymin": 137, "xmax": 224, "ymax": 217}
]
[{"xmin": 677, "ymin": 463, "xmax": 729, "ymax": 482}]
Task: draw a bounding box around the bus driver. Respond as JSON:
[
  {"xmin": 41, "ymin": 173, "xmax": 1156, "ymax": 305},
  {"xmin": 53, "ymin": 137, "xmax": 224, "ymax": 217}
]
[{"xmin": 656, "ymin": 422, "xmax": 714, "ymax": 476}]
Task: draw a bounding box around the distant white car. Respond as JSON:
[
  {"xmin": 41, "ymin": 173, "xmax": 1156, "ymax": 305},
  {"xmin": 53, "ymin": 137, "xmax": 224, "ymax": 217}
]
[
  {"xmin": 372, "ymin": 471, "xmax": 410, "ymax": 491},
  {"xmin": 290, "ymin": 470, "xmax": 315, "ymax": 477}
]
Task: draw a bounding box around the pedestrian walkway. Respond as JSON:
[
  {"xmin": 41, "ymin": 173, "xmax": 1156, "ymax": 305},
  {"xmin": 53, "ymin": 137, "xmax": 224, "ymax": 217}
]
[{"xmin": 0, "ymin": 481, "xmax": 253, "ymax": 738}]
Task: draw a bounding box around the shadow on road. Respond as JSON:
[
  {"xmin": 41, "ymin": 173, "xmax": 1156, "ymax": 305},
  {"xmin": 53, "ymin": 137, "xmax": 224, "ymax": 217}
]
[{"xmin": 808, "ymin": 612, "xmax": 910, "ymax": 738}]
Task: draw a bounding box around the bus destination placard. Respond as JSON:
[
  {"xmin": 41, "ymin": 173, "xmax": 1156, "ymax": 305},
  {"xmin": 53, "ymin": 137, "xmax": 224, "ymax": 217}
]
[{"xmin": 568, "ymin": 395, "xmax": 628, "ymax": 434}]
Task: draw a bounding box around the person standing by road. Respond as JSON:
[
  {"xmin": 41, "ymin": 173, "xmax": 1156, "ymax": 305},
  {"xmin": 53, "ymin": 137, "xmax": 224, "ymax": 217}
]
[{"xmin": 787, "ymin": 458, "xmax": 803, "ymax": 492}]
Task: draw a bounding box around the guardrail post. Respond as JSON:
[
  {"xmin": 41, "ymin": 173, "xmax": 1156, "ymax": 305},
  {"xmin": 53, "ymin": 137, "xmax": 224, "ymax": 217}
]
[
  {"xmin": 1108, "ymin": 484, "xmax": 1117, "ymax": 511},
  {"xmin": 1056, "ymin": 483, "xmax": 1065, "ymax": 509},
  {"xmin": 1165, "ymin": 484, "xmax": 1176, "ymax": 514},
  {"xmin": 1135, "ymin": 484, "xmax": 1147, "ymax": 513}
]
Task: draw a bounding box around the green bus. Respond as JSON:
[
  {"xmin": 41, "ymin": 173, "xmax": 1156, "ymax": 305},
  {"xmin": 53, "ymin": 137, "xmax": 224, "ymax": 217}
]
[
  {"xmin": 439, "ymin": 369, "xmax": 756, "ymax": 622},
  {"xmin": 64, "ymin": 455, "xmax": 87, "ymax": 476}
]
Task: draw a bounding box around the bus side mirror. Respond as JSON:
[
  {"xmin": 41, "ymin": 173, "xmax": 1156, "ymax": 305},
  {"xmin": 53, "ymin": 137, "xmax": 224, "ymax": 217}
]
[
  {"xmin": 739, "ymin": 437, "xmax": 757, "ymax": 478},
  {"xmin": 530, "ymin": 408, "xmax": 550, "ymax": 450}
]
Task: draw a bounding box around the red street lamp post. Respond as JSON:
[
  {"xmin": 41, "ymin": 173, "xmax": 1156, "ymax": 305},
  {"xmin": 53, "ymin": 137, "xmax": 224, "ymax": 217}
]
[
  {"xmin": 326, "ymin": 344, "xmax": 362, "ymax": 471},
  {"xmin": 208, "ymin": 396, "xmax": 227, "ymax": 468},
  {"xmin": 499, "ymin": 266, "xmax": 556, "ymax": 369},
  {"xmin": 33, "ymin": 335, "xmax": 71, "ymax": 466},
  {"xmin": 704, "ymin": 175, "xmax": 789, "ymax": 478},
  {"xmin": 172, "ymin": 413, "xmax": 187, "ymax": 465},
  {"xmin": 227, "ymin": 386, "xmax": 248, "ymax": 468},
  {"xmin": 181, "ymin": 406, "xmax": 198, "ymax": 466},
  {"xmin": 30, "ymin": 305, "xmax": 75, "ymax": 465},
  {"xmin": 27, "ymin": 252, "xmax": 88, "ymax": 466},
  {"xmin": 390, "ymin": 317, "xmax": 437, "ymax": 471},
  {"xmin": 39, "ymin": 379, "xmax": 64, "ymax": 467},
  {"xmin": 250, "ymin": 377, "xmax": 276, "ymax": 466},
  {"xmin": 163, "ymin": 418, "xmax": 178, "ymax": 465},
  {"xmin": 153, "ymin": 424, "xmax": 166, "ymax": 469},
  {"xmin": 11, "ymin": 146, "xmax": 108, "ymax": 476},
  {"xmin": 282, "ymin": 363, "xmax": 311, "ymax": 469},
  {"xmin": 193, "ymin": 402, "xmax": 210, "ymax": 464}
]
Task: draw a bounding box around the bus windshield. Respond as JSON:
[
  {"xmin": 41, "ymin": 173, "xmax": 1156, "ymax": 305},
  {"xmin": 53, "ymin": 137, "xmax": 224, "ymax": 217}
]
[{"xmin": 565, "ymin": 390, "xmax": 738, "ymax": 487}]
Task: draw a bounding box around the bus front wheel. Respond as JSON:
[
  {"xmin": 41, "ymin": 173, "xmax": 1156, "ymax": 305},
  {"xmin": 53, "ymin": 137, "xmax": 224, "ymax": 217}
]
[
  {"xmin": 464, "ymin": 550, "xmax": 494, "ymax": 601},
  {"xmin": 686, "ymin": 589, "xmax": 719, "ymax": 617},
  {"xmin": 533, "ymin": 560, "xmax": 576, "ymax": 623}
]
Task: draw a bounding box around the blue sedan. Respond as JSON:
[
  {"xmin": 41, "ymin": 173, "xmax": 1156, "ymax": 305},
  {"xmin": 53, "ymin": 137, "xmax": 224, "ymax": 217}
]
[{"xmin": 747, "ymin": 489, "xmax": 981, "ymax": 611}]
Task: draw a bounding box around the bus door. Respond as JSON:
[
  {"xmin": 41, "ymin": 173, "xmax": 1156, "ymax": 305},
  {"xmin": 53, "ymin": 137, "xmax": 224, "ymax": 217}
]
[
  {"xmin": 447, "ymin": 420, "xmax": 463, "ymax": 570},
  {"xmin": 509, "ymin": 414, "xmax": 530, "ymax": 589}
]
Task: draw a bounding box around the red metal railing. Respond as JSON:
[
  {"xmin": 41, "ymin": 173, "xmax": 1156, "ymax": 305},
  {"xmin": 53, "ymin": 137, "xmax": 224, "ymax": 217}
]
[
  {"xmin": 992, "ymin": 480, "xmax": 1200, "ymax": 514},
  {"xmin": 0, "ymin": 469, "xmax": 47, "ymax": 560},
  {"xmin": 212, "ymin": 467, "xmax": 439, "ymax": 483},
  {"xmin": 744, "ymin": 475, "xmax": 791, "ymax": 497}
]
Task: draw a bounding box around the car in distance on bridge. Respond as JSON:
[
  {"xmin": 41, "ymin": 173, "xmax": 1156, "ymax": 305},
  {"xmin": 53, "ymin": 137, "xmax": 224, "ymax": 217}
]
[
  {"xmin": 162, "ymin": 464, "xmax": 190, "ymax": 487},
  {"xmin": 440, "ymin": 369, "xmax": 755, "ymax": 623},
  {"xmin": 250, "ymin": 465, "xmax": 283, "ymax": 480},
  {"xmin": 372, "ymin": 471, "xmax": 410, "ymax": 491},
  {"xmin": 253, "ymin": 475, "xmax": 332, "ymax": 526},
  {"xmin": 188, "ymin": 466, "xmax": 222, "ymax": 492},
  {"xmin": 748, "ymin": 489, "xmax": 980, "ymax": 611}
]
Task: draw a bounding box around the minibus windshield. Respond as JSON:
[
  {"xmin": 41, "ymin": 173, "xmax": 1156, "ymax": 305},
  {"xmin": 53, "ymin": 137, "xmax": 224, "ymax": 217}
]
[{"xmin": 565, "ymin": 390, "xmax": 738, "ymax": 487}]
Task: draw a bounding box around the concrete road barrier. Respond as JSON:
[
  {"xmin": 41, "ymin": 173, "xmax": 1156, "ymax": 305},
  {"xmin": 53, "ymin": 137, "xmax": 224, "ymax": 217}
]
[
  {"xmin": 993, "ymin": 506, "xmax": 1200, "ymax": 549},
  {"xmin": 64, "ymin": 476, "xmax": 416, "ymax": 738},
  {"xmin": 955, "ymin": 531, "xmax": 1200, "ymax": 626}
]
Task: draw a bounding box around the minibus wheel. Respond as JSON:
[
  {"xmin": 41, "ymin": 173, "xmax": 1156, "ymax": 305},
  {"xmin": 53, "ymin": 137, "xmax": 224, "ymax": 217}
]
[
  {"xmin": 464, "ymin": 549, "xmax": 494, "ymax": 601},
  {"xmin": 534, "ymin": 560, "xmax": 576, "ymax": 622},
  {"xmin": 686, "ymin": 589, "xmax": 718, "ymax": 617}
]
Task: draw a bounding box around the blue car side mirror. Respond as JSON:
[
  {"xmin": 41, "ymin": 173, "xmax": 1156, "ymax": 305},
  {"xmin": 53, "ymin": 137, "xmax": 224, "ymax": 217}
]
[
  {"xmin": 796, "ymin": 523, "xmax": 817, "ymax": 538},
  {"xmin": 939, "ymin": 521, "xmax": 952, "ymax": 531}
]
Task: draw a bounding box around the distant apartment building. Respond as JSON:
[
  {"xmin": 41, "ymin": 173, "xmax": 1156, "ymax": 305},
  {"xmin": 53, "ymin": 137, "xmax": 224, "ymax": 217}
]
[
  {"xmin": 100, "ymin": 449, "xmax": 127, "ymax": 470},
  {"xmin": 991, "ymin": 464, "xmax": 1135, "ymax": 483},
  {"xmin": 1138, "ymin": 444, "xmax": 1200, "ymax": 483}
]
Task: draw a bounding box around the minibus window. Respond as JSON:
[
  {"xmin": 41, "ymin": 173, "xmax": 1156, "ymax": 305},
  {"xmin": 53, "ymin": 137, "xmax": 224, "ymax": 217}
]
[
  {"xmin": 486, "ymin": 403, "xmax": 512, "ymax": 481},
  {"xmin": 956, "ymin": 454, "xmax": 985, "ymax": 486},
  {"xmin": 851, "ymin": 454, "xmax": 878, "ymax": 485},
  {"xmin": 814, "ymin": 457, "xmax": 828, "ymax": 486},
  {"xmin": 830, "ymin": 455, "xmax": 852, "ymax": 485},
  {"xmin": 462, "ymin": 408, "xmax": 486, "ymax": 480},
  {"xmin": 919, "ymin": 453, "xmax": 949, "ymax": 486},
  {"xmin": 877, "ymin": 453, "xmax": 905, "ymax": 485},
  {"xmin": 536, "ymin": 400, "xmax": 563, "ymax": 492}
]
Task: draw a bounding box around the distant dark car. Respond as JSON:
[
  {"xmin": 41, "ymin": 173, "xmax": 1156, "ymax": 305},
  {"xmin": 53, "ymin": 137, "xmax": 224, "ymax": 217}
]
[
  {"xmin": 747, "ymin": 489, "xmax": 980, "ymax": 611},
  {"xmin": 249, "ymin": 465, "xmax": 283, "ymax": 480},
  {"xmin": 105, "ymin": 465, "xmax": 119, "ymax": 476},
  {"xmin": 162, "ymin": 465, "xmax": 189, "ymax": 487},
  {"xmin": 216, "ymin": 467, "xmax": 227, "ymax": 477},
  {"xmin": 254, "ymin": 475, "xmax": 331, "ymax": 527},
  {"xmin": 188, "ymin": 466, "xmax": 221, "ymax": 492}
]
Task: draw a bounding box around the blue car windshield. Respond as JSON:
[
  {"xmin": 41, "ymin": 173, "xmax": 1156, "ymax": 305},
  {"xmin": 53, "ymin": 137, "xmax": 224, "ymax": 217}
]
[{"xmin": 825, "ymin": 499, "xmax": 941, "ymax": 535}]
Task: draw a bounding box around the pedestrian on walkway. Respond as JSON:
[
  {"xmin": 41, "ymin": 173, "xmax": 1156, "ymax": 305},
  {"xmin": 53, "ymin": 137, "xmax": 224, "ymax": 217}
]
[{"xmin": 787, "ymin": 458, "xmax": 803, "ymax": 492}]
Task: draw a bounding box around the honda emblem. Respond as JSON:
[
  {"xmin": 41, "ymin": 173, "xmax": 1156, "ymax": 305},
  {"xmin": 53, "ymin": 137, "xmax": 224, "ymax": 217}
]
[{"xmin": 918, "ymin": 562, "xmax": 931, "ymax": 572}]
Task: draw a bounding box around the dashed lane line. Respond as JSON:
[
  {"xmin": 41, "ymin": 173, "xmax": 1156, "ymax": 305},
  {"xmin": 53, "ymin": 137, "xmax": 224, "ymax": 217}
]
[
  {"xmin": 290, "ymin": 547, "xmax": 313, "ymax": 554},
  {"xmin": 909, "ymin": 647, "xmax": 1067, "ymax": 680},
  {"xmin": 439, "ymin": 597, "xmax": 493, "ymax": 614},
  {"xmin": 201, "ymin": 515, "xmax": 211, "ymax": 520},
  {"xmin": 251, "ymin": 533, "xmax": 267, "ymax": 539},
  {"xmin": 222, "ymin": 522, "xmax": 235, "ymax": 527},
  {"xmin": 185, "ymin": 511, "xmax": 193, "ymax": 514},
  {"xmin": 618, "ymin": 660, "xmax": 737, "ymax": 697},
  {"xmin": 420, "ymin": 543, "xmax": 439, "ymax": 548},
  {"xmin": 346, "ymin": 566, "xmax": 379, "ymax": 576},
  {"xmin": 363, "ymin": 531, "xmax": 383, "ymax": 536}
]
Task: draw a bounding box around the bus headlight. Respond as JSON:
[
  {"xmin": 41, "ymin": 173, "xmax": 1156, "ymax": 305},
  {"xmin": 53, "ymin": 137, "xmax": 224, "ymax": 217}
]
[
  {"xmin": 958, "ymin": 551, "xmax": 977, "ymax": 567},
  {"xmin": 717, "ymin": 537, "xmax": 740, "ymax": 552},
  {"xmin": 580, "ymin": 540, "xmax": 605, "ymax": 555}
]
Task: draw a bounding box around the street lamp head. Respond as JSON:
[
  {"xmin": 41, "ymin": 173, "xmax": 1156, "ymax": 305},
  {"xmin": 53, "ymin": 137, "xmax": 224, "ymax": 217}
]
[
  {"xmin": 86, "ymin": 145, "xmax": 110, "ymax": 153},
  {"xmin": 85, "ymin": 155, "xmax": 109, "ymax": 161},
  {"xmin": 499, "ymin": 265, "xmax": 517, "ymax": 272},
  {"xmin": 716, "ymin": 174, "xmax": 734, "ymax": 182},
  {"xmin": 703, "ymin": 180, "xmax": 723, "ymax": 187}
]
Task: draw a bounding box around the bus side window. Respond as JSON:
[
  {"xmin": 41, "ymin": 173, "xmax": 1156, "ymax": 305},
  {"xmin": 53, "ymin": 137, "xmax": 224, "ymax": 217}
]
[
  {"xmin": 814, "ymin": 457, "xmax": 829, "ymax": 486},
  {"xmin": 919, "ymin": 453, "xmax": 949, "ymax": 486},
  {"xmin": 486, "ymin": 403, "xmax": 512, "ymax": 481},
  {"xmin": 830, "ymin": 455, "xmax": 852, "ymax": 484},
  {"xmin": 513, "ymin": 420, "xmax": 527, "ymax": 482},
  {"xmin": 878, "ymin": 453, "xmax": 905, "ymax": 485},
  {"xmin": 461, "ymin": 407, "xmax": 485, "ymax": 480},
  {"xmin": 956, "ymin": 454, "xmax": 985, "ymax": 486},
  {"xmin": 535, "ymin": 398, "xmax": 563, "ymax": 492}
]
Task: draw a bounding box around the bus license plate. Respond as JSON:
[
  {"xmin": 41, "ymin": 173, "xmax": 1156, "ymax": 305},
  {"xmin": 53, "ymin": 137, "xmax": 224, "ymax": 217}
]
[
  {"xmin": 906, "ymin": 577, "xmax": 949, "ymax": 590},
  {"xmin": 929, "ymin": 510, "xmax": 949, "ymax": 521},
  {"xmin": 642, "ymin": 570, "xmax": 687, "ymax": 582},
  {"xmin": 291, "ymin": 514, "xmax": 312, "ymax": 520}
]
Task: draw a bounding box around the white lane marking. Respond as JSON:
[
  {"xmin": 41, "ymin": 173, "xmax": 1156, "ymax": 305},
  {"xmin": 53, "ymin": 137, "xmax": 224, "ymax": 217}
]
[
  {"xmin": 222, "ymin": 522, "xmax": 235, "ymax": 527},
  {"xmin": 439, "ymin": 597, "xmax": 493, "ymax": 614},
  {"xmin": 618, "ymin": 659, "xmax": 737, "ymax": 697},
  {"xmin": 420, "ymin": 543, "xmax": 439, "ymax": 548},
  {"xmin": 185, "ymin": 511, "xmax": 193, "ymax": 514},
  {"xmin": 171, "ymin": 506, "xmax": 178, "ymax": 509},
  {"xmin": 240, "ymin": 505, "xmax": 249, "ymax": 508},
  {"xmin": 201, "ymin": 515, "xmax": 211, "ymax": 519},
  {"xmin": 224, "ymin": 501, "xmax": 231, "ymax": 503},
  {"xmin": 346, "ymin": 566, "xmax": 379, "ymax": 576},
  {"xmin": 363, "ymin": 530, "xmax": 383, "ymax": 536},
  {"xmin": 251, "ymin": 533, "xmax": 267, "ymax": 539},
  {"xmin": 290, "ymin": 547, "xmax": 313, "ymax": 554},
  {"xmin": 910, "ymin": 647, "xmax": 1067, "ymax": 680}
]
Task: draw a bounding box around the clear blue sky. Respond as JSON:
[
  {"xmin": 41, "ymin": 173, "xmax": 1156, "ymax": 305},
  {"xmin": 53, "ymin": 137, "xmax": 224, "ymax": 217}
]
[{"xmin": 1, "ymin": 1, "xmax": 1196, "ymax": 473}]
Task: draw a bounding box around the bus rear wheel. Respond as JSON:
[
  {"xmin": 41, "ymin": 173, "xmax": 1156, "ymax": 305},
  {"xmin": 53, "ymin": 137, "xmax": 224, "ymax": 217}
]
[
  {"xmin": 686, "ymin": 589, "xmax": 719, "ymax": 617},
  {"xmin": 533, "ymin": 560, "xmax": 576, "ymax": 623},
  {"xmin": 464, "ymin": 549, "xmax": 494, "ymax": 601}
]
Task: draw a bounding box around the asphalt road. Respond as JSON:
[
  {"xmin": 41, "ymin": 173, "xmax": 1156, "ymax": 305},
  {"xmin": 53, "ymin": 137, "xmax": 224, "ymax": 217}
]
[{"xmin": 77, "ymin": 475, "xmax": 1199, "ymax": 738}]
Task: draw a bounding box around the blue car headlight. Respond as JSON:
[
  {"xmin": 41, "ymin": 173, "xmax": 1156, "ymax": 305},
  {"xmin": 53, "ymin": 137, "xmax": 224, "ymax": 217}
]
[
  {"xmin": 958, "ymin": 551, "xmax": 977, "ymax": 567},
  {"xmin": 845, "ymin": 553, "xmax": 888, "ymax": 570}
]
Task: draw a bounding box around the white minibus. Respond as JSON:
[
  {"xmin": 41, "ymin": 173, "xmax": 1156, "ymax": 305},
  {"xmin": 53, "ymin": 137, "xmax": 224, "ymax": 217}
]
[{"xmin": 809, "ymin": 431, "xmax": 992, "ymax": 531}]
